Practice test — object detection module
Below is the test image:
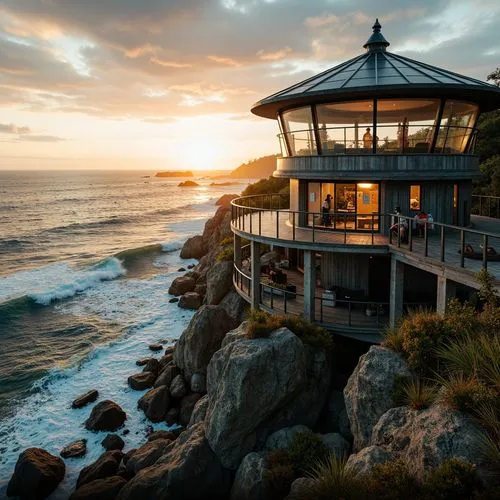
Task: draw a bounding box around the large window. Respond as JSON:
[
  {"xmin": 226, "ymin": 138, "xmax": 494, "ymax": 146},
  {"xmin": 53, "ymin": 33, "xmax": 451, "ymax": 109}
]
[
  {"xmin": 410, "ymin": 185, "xmax": 421, "ymax": 211},
  {"xmin": 435, "ymin": 101, "xmax": 478, "ymax": 153},
  {"xmin": 282, "ymin": 107, "xmax": 316, "ymax": 156}
]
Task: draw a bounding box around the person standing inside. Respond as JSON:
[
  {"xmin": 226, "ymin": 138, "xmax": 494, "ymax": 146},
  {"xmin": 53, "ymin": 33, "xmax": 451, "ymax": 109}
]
[
  {"xmin": 363, "ymin": 127, "xmax": 373, "ymax": 149},
  {"xmin": 322, "ymin": 194, "xmax": 332, "ymax": 226}
]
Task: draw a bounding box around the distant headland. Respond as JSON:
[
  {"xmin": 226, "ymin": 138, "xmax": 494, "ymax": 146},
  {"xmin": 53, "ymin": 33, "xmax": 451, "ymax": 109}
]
[{"xmin": 155, "ymin": 171, "xmax": 193, "ymax": 178}]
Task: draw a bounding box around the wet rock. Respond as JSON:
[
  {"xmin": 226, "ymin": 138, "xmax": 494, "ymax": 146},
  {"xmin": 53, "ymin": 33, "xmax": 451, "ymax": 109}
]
[
  {"xmin": 178, "ymin": 292, "xmax": 202, "ymax": 310},
  {"xmin": 72, "ymin": 390, "xmax": 98, "ymax": 409},
  {"xmin": 138, "ymin": 386, "xmax": 170, "ymax": 423},
  {"xmin": 76, "ymin": 450, "xmax": 123, "ymax": 489},
  {"xmin": 205, "ymin": 261, "xmax": 233, "ymax": 305},
  {"xmin": 69, "ymin": 476, "xmax": 127, "ymax": 500},
  {"xmin": 170, "ymin": 374, "xmax": 188, "ymax": 399},
  {"xmin": 147, "ymin": 430, "xmax": 177, "ymax": 442},
  {"xmin": 127, "ymin": 372, "xmax": 156, "ymax": 391},
  {"xmin": 179, "ymin": 393, "xmax": 202, "ymax": 427},
  {"xmin": 180, "ymin": 235, "xmax": 206, "ymax": 260},
  {"xmin": 169, "ymin": 297, "xmax": 179, "ymax": 303},
  {"xmin": 154, "ymin": 364, "xmax": 179, "ymax": 388},
  {"xmin": 168, "ymin": 276, "xmax": 196, "ymax": 296},
  {"xmin": 165, "ymin": 407, "xmax": 179, "ymax": 426},
  {"xmin": 190, "ymin": 373, "xmax": 206, "ymax": 394},
  {"xmin": 7, "ymin": 448, "xmax": 65, "ymax": 499},
  {"xmin": 148, "ymin": 344, "xmax": 163, "ymax": 352},
  {"xmin": 60, "ymin": 439, "xmax": 87, "ymax": 458},
  {"xmin": 85, "ymin": 401, "xmax": 127, "ymax": 432},
  {"xmin": 177, "ymin": 267, "xmax": 186, "ymax": 272},
  {"xmin": 101, "ymin": 434, "xmax": 125, "ymax": 451},
  {"xmin": 125, "ymin": 439, "xmax": 173, "ymax": 476},
  {"xmin": 135, "ymin": 358, "xmax": 151, "ymax": 367},
  {"xmin": 142, "ymin": 358, "xmax": 161, "ymax": 376}
]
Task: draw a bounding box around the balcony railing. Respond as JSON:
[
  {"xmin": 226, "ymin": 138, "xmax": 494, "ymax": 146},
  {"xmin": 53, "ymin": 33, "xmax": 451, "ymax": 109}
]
[
  {"xmin": 472, "ymin": 195, "xmax": 500, "ymax": 219},
  {"xmin": 278, "ymin": 124, "xmax": 477, "ymax": 157}
]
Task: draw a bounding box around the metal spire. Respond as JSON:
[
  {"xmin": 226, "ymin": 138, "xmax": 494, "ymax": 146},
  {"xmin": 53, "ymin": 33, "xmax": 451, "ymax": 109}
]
[{"xmin": 363, "ymin": 18, "xmax": 390, "ymax": 52}]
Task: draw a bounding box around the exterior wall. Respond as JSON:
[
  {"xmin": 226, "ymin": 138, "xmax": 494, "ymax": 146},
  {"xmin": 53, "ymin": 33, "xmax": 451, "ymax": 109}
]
[
  {"xmin": 320, "ymin": 253, "xmax": 370, "ymax": 293},
  {"xmin": 289, "ymin": 179, "xmax": 299, "ymax": 212}
]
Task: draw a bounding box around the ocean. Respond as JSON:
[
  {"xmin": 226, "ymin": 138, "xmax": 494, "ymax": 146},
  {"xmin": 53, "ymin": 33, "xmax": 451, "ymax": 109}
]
[{"xmin": 0, "ymin": 170, "xmax": 247, "ymax": 498}]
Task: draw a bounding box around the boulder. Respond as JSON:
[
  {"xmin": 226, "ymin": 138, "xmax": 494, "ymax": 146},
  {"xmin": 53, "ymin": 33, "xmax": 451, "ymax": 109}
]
[
  {"xmin": 147, "ymin": 430, "xmax": 178, "ymax": 442},
  {"xmin": 149, "ymin": 344, "xmax": 163, "ymax": 352},
  {"xmin": 135, "ymin": 358, "xmax": 152, "ymax": 367},
  {"xmin": 205, "ymin": 261, "xmax": 234, "ymax": 305},
  {"xmin": 76, "ymin": 450, "xmax": 123, "ymax": 489},
  {"xmin": 125, "ymin": 439, "xmax": 173, "ymax": 476},
  {"xmin": 127, "ymin": 372, "xmax": 156, "ymax": 391},
  {"xmin": 159, "ymin": 352, "xmax": 174, "ymax": 367},
  {"xmin": 319, "ymin": 433, "xmax": 351, "ymax": 459},
  {"xmin": 178, "ymin": 292, "xmax": 202, "ymax": 310},
  {"xmin": 179, "ymin": 392, "xmax": 202, "ymax": 426},
  {"xmin": 371, "ymin": 405, "xmax": 486, "ymax": 480},
  {"xmin": 216, "ymin": 194, "xmax": 238, "ymax": 206},
  {"xmin": 180, "ymin": 235, "xmax": 206, "ymax": 259},
  {"xmin": 265, "ymin": 425, "xmax": 310, "ymax": 451},
  {"xmin": 165, "ymin": 407, "xmax": 179, "ymax": 426},
  {"xmin": 168, "ymin": 276, "xmax": 196, "ymax": 296},
  {"xmin": 344, "ymin": 345, "xmax": 411, "ymax": 451},
  {"xmin": 116, "ymin": 423, "xmax": 231, "ymax": 500},
  {"xmin": 170, "ymin": 374, "xmax": 188, "ymax": 399},
  {"xmin": 221, "ymin": 321, "xmax": 249, "ymax": 348},
  {"xmin": 174, "ymin": 305, "xmax": 235, "ymax": 379},
  {"xmin": 85, "ymin": 401, "xmax": 127, "ymax": 432},
  {"xmin": 154, "ymin": 364, "xmax": 179, "ymax": 389},
  {"xmin": 138, "ymin": 385, "xmax": 170, "ymax": 422},
  {"xmin": 230, "ymin": 452, "xmax": 268, "ymax": 500},
  {"xmin": 72, "ymin": 390, "xmax": 99, "ymax": 409},
  {"xmin": 7, "ymin": 448, "xmax": 65, "ymax": 499},
  {"xmin": 345, "ymin": 446, "xmax": 394, "ymax": 476},
  {"xmin": 142, "ymin": 358, "xmax": 161, "ymax": 375},
  {"xmin": 205, "ymin": 328, "xmax": 307, "ymax": 469},
  {"xmin": 219, "ymin": 290, "xmax": 248, "ymax": 325},
  {"xmin": 325, "ymin": 390, "xmax": 353, "ymax": 440},
  {"xmin": 169, "ymin": 297, "xmax": 179, "ymax": 303},
  {"xmin": 60, "ymin": 439, "xmax": 87, "ymax": 458},
  {"xmin": 188, "ymin": 395, "xmax": 209, "ymax": 427},
  {"xmin": 69, "ymin": 476, "xmax": 127, "ymax": 500},
  {"xmin": 101, "ymin": 434, "xmax": 125, "ymax": 451},
  {"xmin": 194, "ymin": 284, "xmax": 207, "ymax": 296},
  {"xmin": 285, "ymin": 478, "xmax": 316, "ymax": 500},
  {"xmin": 190, "ymin": 373, "xmax": 206, "ymax": 393}
]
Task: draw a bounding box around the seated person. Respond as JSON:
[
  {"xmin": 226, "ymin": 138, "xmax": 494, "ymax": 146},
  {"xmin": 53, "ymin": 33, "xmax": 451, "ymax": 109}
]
[
  {"xmin": 269, "ymin": 262, "xmax": 287, "ymax": 284},
  {"xmin": 390, "ymin": 219, "xmax": 409, "ymax": 243},
  {"xmin": 414, "ymin": 210, "xmax": 428, "ymax": 236}
]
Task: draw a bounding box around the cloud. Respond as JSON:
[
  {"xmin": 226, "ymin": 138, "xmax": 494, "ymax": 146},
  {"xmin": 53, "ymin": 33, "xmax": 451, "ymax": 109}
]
[
  {"xmin": 0, "ymin": 121, "xmax": 65, "ymax": 142},
  {"xmin": 0, "ymin": 122, "xmax": 30, "ymax": 134},
  {"xmin": 16, "ymin": 134, "xmax": 65, "ymax": 142},
  {"xmin": 257, "ymin": 47, "xmax": 292, "ymax": 61}
]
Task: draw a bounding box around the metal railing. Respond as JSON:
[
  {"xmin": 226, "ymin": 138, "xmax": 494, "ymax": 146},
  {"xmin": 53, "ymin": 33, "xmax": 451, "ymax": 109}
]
[
  {"xmin": 278, "ymin": 124, "xmax": 477, "ymax": 157},
  {"xmin": 472, "ymin": 195, "xmax": 500, "ymax": 219},
  {"xmin": 231, "ymin": 195, "xmax": 500, "ymax": 273}
]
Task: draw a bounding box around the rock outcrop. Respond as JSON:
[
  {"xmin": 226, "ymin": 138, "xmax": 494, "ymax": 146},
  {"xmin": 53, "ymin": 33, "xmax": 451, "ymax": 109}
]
[
  {"xmin": 125, "ymin": 439, "xmax": 173, "ymax": 476},
  {"xmin": 188, "ymin": 395, "xmax": 209, "ymax": 427},
  {"xmin": 76, "ymin": 450, "xmax": 123, "ymax": 489},
  {"xmin": 345, "ymin": 445, "xmax": 394, "ymax": 476},
  {"xmin": 344, "ymin": 346, "xmax": 411, "ymax": 451},
  {"xmin": 168, "ymin": 276, "xmax": 196, "ymax": 296},
  {"xmin": 69, "ymin": 476, "xmax": 127, "ymax": 500},
  {"xmin": 128, "ymin": 372, "xmax": 156, "ymax": 391},
  {"xmin": 7, "ymin": 448, "xmax": 65, "ymax": 499},
  {"xmin": 178, "ymin": 292, "xmax": 202, "ymax": 310},
  {"xmin": 85, "ymin": 400, "xmax": 127, "ymax": 432},
  {"xmin": 219, "ymin": 290, "xmax": 248, "ymax": 325},
  {"xmin": 180, "ymin": 235, "xmax": 206, "ymax": 259},
  {"xmin": 138, "ymin": 386, "xmax": 170, "ymax": 422},
  {"xmin": 205, "ymin": 261, "xmax": 234, "ymax": 305}
]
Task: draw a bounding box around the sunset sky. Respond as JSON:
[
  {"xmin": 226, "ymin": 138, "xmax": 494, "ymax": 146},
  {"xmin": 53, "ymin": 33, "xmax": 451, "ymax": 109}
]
[{"xmin": 0, "ymin": 0, "xmax": 499, "ymax": 171}]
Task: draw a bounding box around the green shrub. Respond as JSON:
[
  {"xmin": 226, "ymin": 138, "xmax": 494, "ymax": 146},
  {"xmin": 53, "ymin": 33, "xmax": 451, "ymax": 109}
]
[
  {"xmin": 288, "ymin": 431, "xmax": 329, "ymax": 475},
  {"xmin": 245, "ymin": 309, "xmax": 283, "ymax": 339},
  {"xmin": 396, "ymin": 377, "xmax": 437, "ymax": 410},
  {"xmin": 424, "ymin": 458, "xmax": 482, "ymax": 499},
  {"xmin": 216, "ymin": 245, "xmax": 234, "ymax": 262},
  {"xmin": 444, "ymin": 299, "xmax": 480, "ymax": 337},
  {"xmin": 365, "ymin": 459, "xmax": 422, "ymax": 500}
]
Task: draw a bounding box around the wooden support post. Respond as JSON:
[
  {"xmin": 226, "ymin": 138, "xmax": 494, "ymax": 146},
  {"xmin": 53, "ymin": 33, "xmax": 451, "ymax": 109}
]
[
  {"xmin": 389, "ymin": 255, "xmax": 404, "ymax": 328},
  {"xmin": 303, "ymin": 250, "xmax": 316, "ymax": 322},
  {"xmin": 436, "ymin": 276, "xmax": 456, "ymax": 316}
]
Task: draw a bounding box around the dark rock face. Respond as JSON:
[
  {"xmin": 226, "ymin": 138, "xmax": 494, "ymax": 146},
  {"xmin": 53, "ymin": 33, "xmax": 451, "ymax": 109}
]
[
  {"xmin": 135, "ymin": 358, "xmax": 152, "ymax": 367},
  {"xmin": 101, "ymin": 434, "xmax": 125, "ymax": 451},
  {"xmin": 149, "ymin": 344, "xmax": 163, "ymax": 352},
  {"xmin": 76, "ymin": 450, "xmax": 123, "ymax": 489},
  {"xmin": 230, "ymin": 452, "xmax": 268, "ymax": 500},
  {"xmin": 194, "ymin": 284, "xmax": 207, "ymax": 296},
  {"xmin": 116, "ymin": 423, "xmax": 231, "ymax": 500},
  {"xmin": 178, "ymin": 292, "xmax": 202, "ymax": 310},
  {"xmin": 69, "ymin": 476, "xmax": 127, "ymax": 500},
  {"xmin": 205, "ymin": 261, "xmax": 234, "ymax": 305},
  {"xmin": 60, "ymin": 439, "xmax": 87, "ymax": 458},
  {"xmin": 173, "ymin": 305, "xmax": 235, "ymax": 380},
  {"xmin": 125, "ymin": 439, "xmax": 173, "ymax": 476},
  {"xmin": 154, "ymin": 364, "xmax": 179, "ymax": 389},
  {"xmin": 127, "ymin": 372, "xmax": 156, "ymax": 391},
  {"xmin": 180, "ymin": 235, "xmax": 206, "ymax": 259},
  {"xmin": 190, "ymin": 373, "xmax": 206, "ymax": 394},
  {"xmin": 179, "ymin": 393, "xmax": 202, "ymax": 427},
  {"xmin": 188, "ymin": 395, "xmax": 209, "ymax": 428},
  {"xmin": 85, "ymin": 400, "xmax": 127, "ymax": 432},
  {"xmin": 159, "ymin": 352, "xmax": 174, "ymax": 368},
  {"xmin": 7, "ymin": 448, "xmax": 65, "ymax": 499},
  {"xmin": 168, "ymin": 276, "xmax": 196, "ymax": 296},
  {"xmin": 170, "ymin": 374, "xmax": 188, "ymax": 399},
  {"xmin": 219, "ymin": 291, "xmax": 248, "ymax": 325},
  {"xmin": 147, "ymin": 430, "xmax": 177, "ymax": 442},
  {"xmin": 166, "ymin": 408, "xmax": 179, "ymax": 426},
  {"xmin": 138, "ymin": 386, "xmax": 170, "ymax": 423},
  {"xmin": 142, "ymin": 358, "xmax": 161, "ymax": 376},
  {"xmin": 72, "ymin": 390, "xmax": 99, "ymax": 409}
]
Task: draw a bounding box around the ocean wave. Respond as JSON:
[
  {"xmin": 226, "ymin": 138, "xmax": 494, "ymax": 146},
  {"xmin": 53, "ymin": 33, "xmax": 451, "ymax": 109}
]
[{"xmin": 161, "ymin": 238, "xmax": 187, "ymax": 252}]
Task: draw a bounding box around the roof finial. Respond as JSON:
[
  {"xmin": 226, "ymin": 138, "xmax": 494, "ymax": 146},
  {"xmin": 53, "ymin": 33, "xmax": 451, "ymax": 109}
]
[{"xmin": 363, "ymin": 18, "xmax": 390, "ymax": 52}]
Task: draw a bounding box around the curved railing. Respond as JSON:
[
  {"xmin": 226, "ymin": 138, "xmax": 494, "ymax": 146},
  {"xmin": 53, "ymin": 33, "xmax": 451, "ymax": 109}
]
[{"xmin": 277, "ymin": 124, "xmax": 477, "ymax": 157}]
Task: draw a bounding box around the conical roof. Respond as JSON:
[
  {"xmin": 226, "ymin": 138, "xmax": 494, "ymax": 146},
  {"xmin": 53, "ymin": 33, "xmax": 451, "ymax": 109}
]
[{"xmin": 252, "ymin": 20, "xmax": 500, "ymax": 118}]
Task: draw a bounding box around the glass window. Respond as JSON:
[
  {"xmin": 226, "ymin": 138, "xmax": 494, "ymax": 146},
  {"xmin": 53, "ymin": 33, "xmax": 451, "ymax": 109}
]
[
  {"xmin": 356, "ymin": 183, "xmax": 379, "ymax": 230},
  {"xmin": 436, "ymin": 101, "xmax": 479, "ymax": 153},
  {"xmin": 316, "ymin": 101, "xmax": 373, "ymax": 154},
  {"xmin": 335, "ymin": 183, "xmax": 356, "ymax": 229},
  {"xmin": 308, "ymin": 182, "xmax": 321, "ymax": 225},
  {"xmin": 410, "ymin": 185, "xmax": 421, "ymax": 211},
  {"xmin": 282, "ymin": 107, "xmax": 316, "ymax": 156},
  {"xmin": 376, "ymin": 99, "xmax": 439, "ymax": 153}
]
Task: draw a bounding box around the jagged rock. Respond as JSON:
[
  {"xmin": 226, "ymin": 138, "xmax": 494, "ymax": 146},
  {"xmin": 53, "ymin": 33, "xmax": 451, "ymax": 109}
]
[
  {"xmin": 170, "ymin": 374, "xmax": 188, "ymax": 399},
  {"xmin": 169, "ymin": 297, "xmax": 179, "ymax": 303},
  {"xmin": 60, "ymin": 439, "xmax": 87, "ymax": 458},
  {"xmin": 7, "ymin": 448, "xmax": 65, "ymax": 499},
  {"xmin": 72, "ymin": 390, "xmax": 99, "ymax": 409},
  {"xmin": 180, "ymin": 235, "xmax": 206, "ymax": 259},
  {"xmin": 101, "ymin": 434, "xmax": 125, "ymax": 451},
  {"xmin": 194, "ymin": 284, "xmax": 207, "ymax": 296},
  {"xmin": 127, "ymin": 372, "xmax": 156, "ymax": 390},
  {"xmin": 154, "ymin": 364, "xmax": 179, "ymax": 388},
  {"xmin": 371, "ymin": 405, "xmax": 487, "ymax": 480},
  {"xmin": 221, "ymin": 321, "xmax": 249, "ymax": 348},
  {"xmin": 179, "ymin": 393, "xmax": 202, "ymax": 426},
  {"xmin": 345, "ymin": 446, "xmax": 394, "ymax": 476},
  {"xmin": 147, "ymin": 430, "xmax": 177, "ymax": 442},
  {"xmin": 344, "ymin": 346, "xmax": 411, "ymax": 451},
  {"xmin": 265, "ymin": 425, "xmax": 310, "ymax": 451},
  {"xmin": 190, "ymin": 373, "xmax": 206, "ymax": 393},
  {"xmin": 138, "ymin": 385, "xmax": 170, "ymax": 423},
  {"xmin": 165, "ymin": 407, "xmax": 179, "ymax": 426},
  {"xmin": 202, "ymin": 205, "xmax": 232, "ymax": 251},
  {"xmin": 142, "ymin": 358, "xmax": 161, "ymax": 375},
  {"xmin": 85, "ymin": 401, "xmax": 127, "ymax": 431},
  {"xmin": 230, "ymin": 452, "xmax": 268, "ymax": 500},
  {"xmin": 149, "ymin": 344, "xmax": 163, "ymax": 352},
  {"xmin": 188, "ymin": 395, "xmax": 209, "ymax": 427},
  {"xmin": 205, "ymin": 261, "xmax": 234, "ymax": 305},
  {"xmin": 178, "ymin": 292, "xmax": 202, "ymax": 310},
  {"xmin": 135, "ymin": 358, "xmax": 152, "ymax": 367},
  {"xmin": 319, "ymin": 433, "xmax": 351, "ymax": 459},
  {"xmin": 205, "ymin": 327, "xmax": 307, "ymax": 469},
  {"xmin": 116, "ymin": 423, "xmax": 231, "ymax": 500},
  {"xmin": 76, "ymin": 450, "xmax": 123, "ymax": 489},
  {"xmin": 216, "ymin": 194, "xmax": 238, "ymax": 206},
  {"xmin": 168, "ymin": 276, "xmax": 196, "ymax": 296},
  {"xmin": 125, "ymin": 439, "xmax": 172, "ymax": 476},
  {"xmin": 219, "ymin": 290, "xmax": 248, "ymax": 325},
  {"xmin": 69, "ymin": 476, "xmax": 127, "ymax": 500},
  {"xmin": 174, "ymin": 305, "xmax": 235, "ymax": 379}
]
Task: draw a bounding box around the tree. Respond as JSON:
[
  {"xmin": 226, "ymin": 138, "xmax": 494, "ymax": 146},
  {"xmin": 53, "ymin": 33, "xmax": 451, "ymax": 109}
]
[{"xmin": 487, "ymin": 68, "xmax": 500, "ymax": 87}]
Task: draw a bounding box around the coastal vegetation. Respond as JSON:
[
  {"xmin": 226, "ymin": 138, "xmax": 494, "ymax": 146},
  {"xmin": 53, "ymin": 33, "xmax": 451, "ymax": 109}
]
[{"xmin": 228, "ymin": 154, "xmax": 279, "ymax": 179}]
